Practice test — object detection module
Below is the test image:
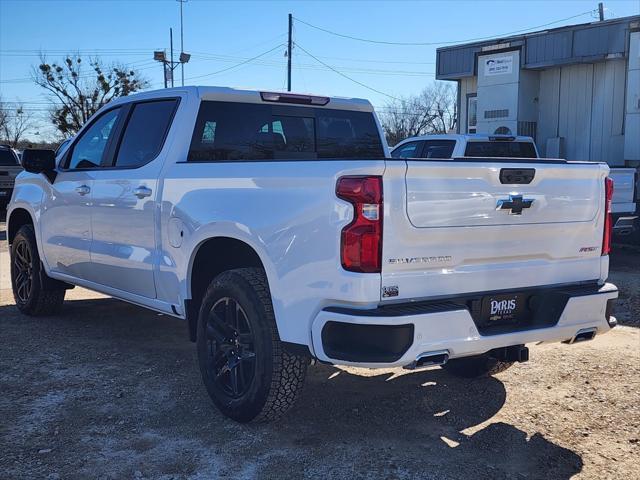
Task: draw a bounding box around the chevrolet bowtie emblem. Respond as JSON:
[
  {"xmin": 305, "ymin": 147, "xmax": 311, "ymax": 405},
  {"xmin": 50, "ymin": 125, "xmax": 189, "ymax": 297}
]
[{"xmin": 496, "ymin": 195, "xmax": 534, "ymax": 215}]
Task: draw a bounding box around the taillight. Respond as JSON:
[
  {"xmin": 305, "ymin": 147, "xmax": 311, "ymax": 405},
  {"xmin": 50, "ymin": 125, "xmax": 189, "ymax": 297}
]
[
  {"xmin": 602, "ymin": 177, "xmax": 614, "ymax": 255},
  {"xmin": 336, "ymin": 176, "xmax": 383, "ymax": 273}
]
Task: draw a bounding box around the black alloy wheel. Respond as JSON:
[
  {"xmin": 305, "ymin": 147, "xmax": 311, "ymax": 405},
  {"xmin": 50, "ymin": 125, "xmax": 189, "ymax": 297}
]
[
  {"xmin": 196, "ymin": 268, "xmax": 308, "ymax": 422},
  {"xmin": 10, "ymin": 224, "xmax": 65, "ymax": 315},
  {"xmin": 205, "ymin": 297, "xmax": 257, "ymax": 398},
  {"xmin": 12, "ymin": 238, "xmax": 33, "ymax": 304}
]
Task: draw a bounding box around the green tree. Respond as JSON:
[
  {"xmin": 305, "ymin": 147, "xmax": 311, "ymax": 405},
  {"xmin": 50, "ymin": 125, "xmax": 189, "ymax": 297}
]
[{"xmin": 33, "ymin": 55, "xmax": 148, "ymax": 136}]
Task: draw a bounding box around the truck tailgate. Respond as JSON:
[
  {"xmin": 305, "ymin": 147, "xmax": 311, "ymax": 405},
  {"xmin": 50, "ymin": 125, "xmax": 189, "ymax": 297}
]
[{"xmin": 381, "ymin": 159, "xmax": 609, "ymax": 302}]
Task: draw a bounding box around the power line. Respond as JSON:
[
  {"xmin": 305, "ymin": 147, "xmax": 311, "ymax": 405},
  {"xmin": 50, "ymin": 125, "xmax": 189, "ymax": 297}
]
[
  {"xmin": 0, "ymin": 60, "xmax": 163, "ymax": 85},
  {"xmin": 185, "ymin": 43, "xmax": 286, "ymax": 81},
  {"xmin": 294, "ymin": 10, "xmax": 595, "ymax": 46},
  {"xmin": 293, "ymin": 43, "xmax": 401, "ymax": 101}
]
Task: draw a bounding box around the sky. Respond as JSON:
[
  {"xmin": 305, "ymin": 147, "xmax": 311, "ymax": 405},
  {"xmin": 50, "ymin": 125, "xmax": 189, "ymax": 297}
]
[{"xmin": 1, "ymin": 0, "xmax": 639, "ymax": 140}]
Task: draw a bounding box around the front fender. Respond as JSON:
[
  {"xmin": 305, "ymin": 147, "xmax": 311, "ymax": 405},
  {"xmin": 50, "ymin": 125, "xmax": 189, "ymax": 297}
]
[{"xmin": 7, "ymin": 173, "xmax": 46, "ymax": 263}]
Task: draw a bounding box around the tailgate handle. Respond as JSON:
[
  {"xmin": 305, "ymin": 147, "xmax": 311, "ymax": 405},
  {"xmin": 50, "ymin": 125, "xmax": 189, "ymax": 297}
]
[{"xmin": 500, "ymin": 168, "xmax": 535, "ymax": 184}]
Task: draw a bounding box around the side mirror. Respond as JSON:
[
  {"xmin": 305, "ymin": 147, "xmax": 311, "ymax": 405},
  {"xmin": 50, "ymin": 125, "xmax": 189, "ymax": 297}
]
[{"xmin": 21, "ymin": 149, "xmax": 57, "ymax": 182}]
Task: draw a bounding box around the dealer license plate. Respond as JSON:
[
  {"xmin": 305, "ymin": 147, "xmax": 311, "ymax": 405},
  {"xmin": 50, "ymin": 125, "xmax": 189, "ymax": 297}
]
[{"xmin": 481, "ymin": 293, "xmax": 527, "ymax": 324}]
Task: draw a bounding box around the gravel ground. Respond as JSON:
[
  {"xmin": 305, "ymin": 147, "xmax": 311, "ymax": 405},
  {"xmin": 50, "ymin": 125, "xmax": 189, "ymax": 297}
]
[{"xmin": 1, "ymin": 212, "xmax": 639, "ymax": 480}]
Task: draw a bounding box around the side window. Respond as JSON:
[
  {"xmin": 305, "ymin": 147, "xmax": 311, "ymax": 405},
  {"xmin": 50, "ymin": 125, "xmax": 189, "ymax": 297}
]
[
  {"xmin": 114, "ymin": 100, "xmax": 177, "ymax": 168},
  {"xmin": 67, "ymin": 108, "xmax": 121, "ymax": 169},
  {"xmin": 421, "ymin": 140, "xmax": 455, "ymax": 159},
  {"xmin": 391, "ymin": 141, "xmax": 421, "ymax": 158}
]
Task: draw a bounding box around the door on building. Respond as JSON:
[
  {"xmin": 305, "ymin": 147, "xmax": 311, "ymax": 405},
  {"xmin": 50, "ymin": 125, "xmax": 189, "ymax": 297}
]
[{"xmin": 467, "ymin": 94, "xmax": 477, "ymax": 134}]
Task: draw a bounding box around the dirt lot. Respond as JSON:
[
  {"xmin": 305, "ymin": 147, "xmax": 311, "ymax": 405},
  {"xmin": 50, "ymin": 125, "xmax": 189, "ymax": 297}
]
[{"xmin": 1, "ymin": 212, "xmax": 639, "ymax": 480}]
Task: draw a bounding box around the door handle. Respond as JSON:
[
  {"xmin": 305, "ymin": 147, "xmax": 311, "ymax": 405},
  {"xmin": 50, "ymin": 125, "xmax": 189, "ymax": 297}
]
[
  {"xmin": 133, "ymin": 186, "xmax": 152, "ymax": 199},
  {"xmin": 75, "ymin": 185, "xmax": 91, "ymax": 196}
]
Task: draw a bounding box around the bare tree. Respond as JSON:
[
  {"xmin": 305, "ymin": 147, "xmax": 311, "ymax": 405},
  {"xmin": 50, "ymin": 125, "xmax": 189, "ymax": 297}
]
[
  {"xmin": 1, "ymin": 103, "xmax": 34, "ymax": 148},
  {"xmin": 32, "ymin": 55, "xmax": 149, "ymax": 136},
  {"xmin": 0, "ymin": 97, "xmax": 8, "ymax": 139},
  {"xmin": 379, "ymin": 82, "xmax": 457, "ymax": 147}
]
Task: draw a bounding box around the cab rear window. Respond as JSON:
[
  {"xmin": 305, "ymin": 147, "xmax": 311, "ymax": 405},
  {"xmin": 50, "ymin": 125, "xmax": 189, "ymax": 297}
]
[
  {"xmin": 464, "ymin": 141, "xmax": 537, "ymax": 158},
  {"xmin": 188, "ymin": 101, "xmax": 384, "ymax": 161}
]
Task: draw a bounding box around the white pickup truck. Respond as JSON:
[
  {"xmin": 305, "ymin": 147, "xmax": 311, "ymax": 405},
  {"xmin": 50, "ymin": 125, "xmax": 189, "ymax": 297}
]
[
  {"xmin": 7, "ymin": 87, "xmax": 618, "ymax": 422},
  {"xmin": 391, "ymin": 133, "xmax": 638, "ymax": 238}
]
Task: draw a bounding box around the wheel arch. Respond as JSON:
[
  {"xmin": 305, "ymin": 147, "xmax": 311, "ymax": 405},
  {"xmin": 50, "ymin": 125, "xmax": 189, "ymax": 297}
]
[
  {"xmin": 7, "ymin": 207, "xmax": 35, "ymax": 245},
  {"xmin": 185, "ymin": 235, "xmax": 272, "ymax": 342}
]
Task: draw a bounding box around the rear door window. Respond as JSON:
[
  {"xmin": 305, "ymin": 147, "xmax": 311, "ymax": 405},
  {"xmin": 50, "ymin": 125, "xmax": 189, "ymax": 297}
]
[
  {"xmin": 188, "ymin": 101, "xmax": 384, "ymax": 161},
  {"xmin": 464, "ymin": 141, "xmax": 537, "ymax": 158},
  {"xmin": 114, "ymin": 99, "xmax": 178, "ymax": 168},
  {"xmin": 420, "ymin": 140, "xmax": 455, "ymax": 159}
]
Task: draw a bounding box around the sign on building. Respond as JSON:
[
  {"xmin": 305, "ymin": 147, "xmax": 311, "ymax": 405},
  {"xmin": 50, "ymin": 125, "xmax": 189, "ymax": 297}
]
[{"xmin": 484, "ymin": 56, "xmax": 513, "ymax": 76}]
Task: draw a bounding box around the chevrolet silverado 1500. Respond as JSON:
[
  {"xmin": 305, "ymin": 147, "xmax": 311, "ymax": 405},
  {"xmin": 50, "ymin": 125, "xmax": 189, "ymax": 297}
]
[{"xmin": 7, "ymin": 87, "xmax": 618, "ymax": 422}]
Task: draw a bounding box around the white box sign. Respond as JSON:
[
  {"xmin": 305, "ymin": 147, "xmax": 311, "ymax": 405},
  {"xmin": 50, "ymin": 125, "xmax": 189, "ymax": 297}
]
[{"xmin": 484, "ymin": 56, "xmax": 513, "ymax": 76}]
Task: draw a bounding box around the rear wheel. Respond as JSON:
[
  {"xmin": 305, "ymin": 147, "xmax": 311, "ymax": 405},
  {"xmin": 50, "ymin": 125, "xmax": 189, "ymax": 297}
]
[
  {"xmin": 10, "ymin": 224, "xmax": 65, "ymax": 315},
  {"xmin": 442, "ymin": 354, "xmax": 513, "ymax": 378},
  {"xmin": 196, "ymin": 268, "xmax": 308, "ymax": 422}
]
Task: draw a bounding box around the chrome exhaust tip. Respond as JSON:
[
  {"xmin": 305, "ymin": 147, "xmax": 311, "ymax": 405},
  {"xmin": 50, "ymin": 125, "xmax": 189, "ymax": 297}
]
[
  {"xmin": 404, "ymin": 350, "xmax": 449, "ymax": 370},
  {"xmin": 563, "ymin": 327, "xmax": 597, "ymax": 344}
]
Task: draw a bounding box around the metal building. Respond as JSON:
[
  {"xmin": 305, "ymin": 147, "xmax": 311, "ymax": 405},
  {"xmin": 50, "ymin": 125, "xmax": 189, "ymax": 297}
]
[{"xmin": 436, "ymin": 15, "xmax": 640, "ymax": 168}]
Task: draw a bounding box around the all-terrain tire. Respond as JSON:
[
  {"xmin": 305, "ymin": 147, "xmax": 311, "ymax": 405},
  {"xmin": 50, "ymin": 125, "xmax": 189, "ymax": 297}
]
[
  {"xmin": 10, "ymin": 224, "xmax": 65, "ymax": 316},
  {"xmin": 442, "ymin": 354, "xmax": 514, "ymax": 378},
  {"xmin": 196, "ymin": 268, "xmax": 308, "ymax": 422}
]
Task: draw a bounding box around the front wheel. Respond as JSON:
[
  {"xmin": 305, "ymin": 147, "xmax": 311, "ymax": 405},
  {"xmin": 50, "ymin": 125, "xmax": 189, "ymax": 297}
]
[
  {"xmin": 442, "ymin": 354, "xmax": 513, "ymax": 378},
  {"xmin": 196, "ymin": 268, "xmax": 308, "ymax": 422},
  {"xmin": 10, "ymin": 224, "xmax": 65, "ymax": 316}
]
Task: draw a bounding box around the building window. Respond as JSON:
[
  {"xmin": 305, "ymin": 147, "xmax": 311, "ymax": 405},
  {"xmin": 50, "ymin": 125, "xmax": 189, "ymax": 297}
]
[
  {"xmin": 467, "ymin": 95, "xmax": 477, "ymax": 134},
  {"xmin": 484, "ymin": 109, "xmax": 509, "ymax": 119}
]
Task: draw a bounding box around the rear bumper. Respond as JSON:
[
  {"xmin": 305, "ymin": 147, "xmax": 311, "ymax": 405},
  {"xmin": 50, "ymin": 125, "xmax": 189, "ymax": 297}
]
[{"xmin": 311, "ymin": 282, "xmax": 618, "ymax": 368}]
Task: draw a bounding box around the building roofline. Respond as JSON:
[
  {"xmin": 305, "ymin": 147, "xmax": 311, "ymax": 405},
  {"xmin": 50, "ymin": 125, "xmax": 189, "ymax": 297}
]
[
  {"xmin": 435, "ymin": 14, "xmax": 640, "ymax": 80},
  {"xmin": 436, "ymin": 14, "xmax": 640, "ymax": 54}
]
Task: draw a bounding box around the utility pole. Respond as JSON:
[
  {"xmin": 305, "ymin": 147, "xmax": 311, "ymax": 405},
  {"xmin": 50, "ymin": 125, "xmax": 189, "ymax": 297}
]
[
  {"xmin": 170, "ymin": 27, "xmax": 175, "ymax": 88},
  {"xmin": 598, "ymin": 2, "xmax": 604, "ymax": 21},
  {"xmin": 178, "ymin": 0, "xmax": 187, "ymax": 86},
  {"xmin": 162, "ymin": 53, "xmax": 168, "ymax": 89},
  {"xmin": 287, "ymin": 13, "xmax": 292, "ymax": 92},
  {"xmin": 153, "ymin": 26, "xmax": 190, "ymax": 89}
]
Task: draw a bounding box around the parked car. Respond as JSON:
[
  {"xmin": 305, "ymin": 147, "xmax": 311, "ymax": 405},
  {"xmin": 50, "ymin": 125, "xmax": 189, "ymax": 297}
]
[
  {"xmin": 390, "ymin": 133, "xmax": 540, "ymax": 159},
  {"xmin": 7, "ymin": 87, "xmax": 618, "ymax": 422},
  {"xmin": 0, "ymin": 144, "xmax": 23, "ymax": 208},
  {"xmin": 391, "ymin": 133, "xmax": 638, "ymax": 239}
]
